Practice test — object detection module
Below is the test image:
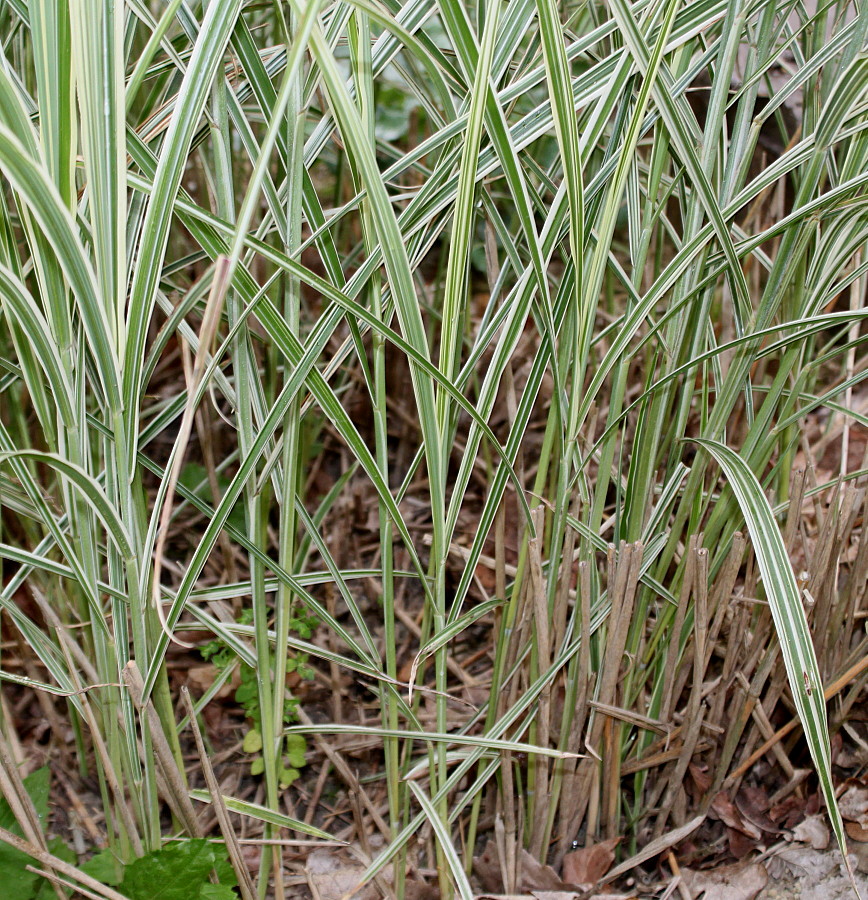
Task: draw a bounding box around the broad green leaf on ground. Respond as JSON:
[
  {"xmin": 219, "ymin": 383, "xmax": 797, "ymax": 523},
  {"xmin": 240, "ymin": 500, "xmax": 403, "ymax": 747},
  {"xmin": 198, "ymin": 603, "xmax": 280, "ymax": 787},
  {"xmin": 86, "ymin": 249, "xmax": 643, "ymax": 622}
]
[
  {"xmin": 114, "ymin": 840, "xmax": 237, "ymax": 900},
  {"xmin": 81, "ymin": 848, "xmax": 125, "ymax": 886},
  {"xmin": 0, "ymin": 766, "xmax": 75, "ymax": 900}
]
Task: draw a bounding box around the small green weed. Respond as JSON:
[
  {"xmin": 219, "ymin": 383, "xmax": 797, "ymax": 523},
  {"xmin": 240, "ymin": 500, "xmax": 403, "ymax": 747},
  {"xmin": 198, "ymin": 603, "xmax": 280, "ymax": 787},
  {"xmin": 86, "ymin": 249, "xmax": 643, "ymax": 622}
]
[{"xmin": 201, "ymin": 609, "xmax": 315, "ymax": 788}]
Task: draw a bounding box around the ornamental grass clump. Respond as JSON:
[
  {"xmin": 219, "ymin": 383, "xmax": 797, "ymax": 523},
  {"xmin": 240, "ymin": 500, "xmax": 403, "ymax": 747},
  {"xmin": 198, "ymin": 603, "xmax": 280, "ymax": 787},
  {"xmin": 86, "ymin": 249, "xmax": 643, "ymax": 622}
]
[{"xmin": 0, "ymin": 0, "xmax": 867, "ymax": 897}]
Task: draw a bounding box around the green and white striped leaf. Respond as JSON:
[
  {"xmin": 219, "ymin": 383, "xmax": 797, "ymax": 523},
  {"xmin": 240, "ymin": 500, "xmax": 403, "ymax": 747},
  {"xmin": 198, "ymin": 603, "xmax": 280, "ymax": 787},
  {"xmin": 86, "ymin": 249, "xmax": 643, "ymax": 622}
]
[{"xmin": 694, "ymin": 438, "xmax": 853, "ymax": 882}]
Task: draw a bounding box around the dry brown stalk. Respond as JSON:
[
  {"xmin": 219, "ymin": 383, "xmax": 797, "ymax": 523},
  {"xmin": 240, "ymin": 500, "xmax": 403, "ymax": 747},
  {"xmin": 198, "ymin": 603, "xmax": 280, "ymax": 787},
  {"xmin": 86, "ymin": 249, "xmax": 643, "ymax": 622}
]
[
  {"xmin": 729, "ymin": 650, "xmax": 868, "ymax": 783},
  {"xmin": 181, "ymin": 686, "xmax": 257, "ymax": 900},
  {"xmin": 660, "ymin": 537, "xmax": 698, "ymax": 724},
  {"xmin": 123, "ymin": 662, "xmax": 202, "ymax": 838},
  {"xmin": 528, "ymin": 505, "xmax": 551, "ymax": 857}
]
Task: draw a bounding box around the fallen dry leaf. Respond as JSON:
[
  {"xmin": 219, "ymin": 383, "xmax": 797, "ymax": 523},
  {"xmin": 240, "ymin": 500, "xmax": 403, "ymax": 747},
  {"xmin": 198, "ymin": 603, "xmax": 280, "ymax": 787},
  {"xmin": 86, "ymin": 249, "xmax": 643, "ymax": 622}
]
[
  {"xmin": 688, "ymin": 762, "xmax": 712, "ymax": 796},
  {"xmin": 603, "ymin": 815, "xmax": 704, "ymax": 883},
  {"xmin": 404, "ymin": 878, "xmax": 439, "ymax": 900},
  {"xmin": 766, "ymin": 845, "xmax": 855, "ymax": 884},
  {"xmin": 838, "ymin": 782, "xmax": 868, "ymax": 827},
  {"xmin": 680, "ymin": 861, "xmax": 768, "ymax": 900},
  {"xmin": 847, "ymin": 821, "xmax": 868, "ymax": 842},
  {"xmin": 306, "ymin": 848, "xmax": 384, "ymax": 900},
  {"xmin": 519, "ymin": 849, "xmax": 571, "ymax": 892},
  {"xmin": 790, "ymin": 814, "xmax": 830, "ymax": 850},
  {"xmin": 736, "ymin": 785, "xmax": 781, "ymax": 835},
  {"xmin": 473, "ymin": 842, "xmax": 570, "ymax": 893},
  {"xmin": 711, "ymin": 791, "xmax": 762, "ymax": 840},
  {"xmin": 740, "ymin": 785, "xmax": 769, "ymax": 812},
  {"xmin": 727, "ymin": 826, "xmax": 759, "ymax": 859},
  {"xmin": 186, "ymin": 664, "xmax": 237, "ymax": 698},
  {"xmin": 769, "ymin": 794, "xmax": 808, "ymax": 830},
  {"xmin": 472, "ymin": 840, "xmax": 504, "ymax": 893},
  {"xmin": 562, "ymin": 837, "xmax": 620, "ymax": 886}
]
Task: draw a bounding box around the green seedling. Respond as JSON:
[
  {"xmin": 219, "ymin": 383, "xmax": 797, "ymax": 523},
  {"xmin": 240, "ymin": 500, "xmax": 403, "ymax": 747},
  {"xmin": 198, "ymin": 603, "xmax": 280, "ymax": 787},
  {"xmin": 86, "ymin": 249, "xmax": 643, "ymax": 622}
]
[{"xmin": 201, "ymin": 609, "xmax": 315, "ymax": 788}]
